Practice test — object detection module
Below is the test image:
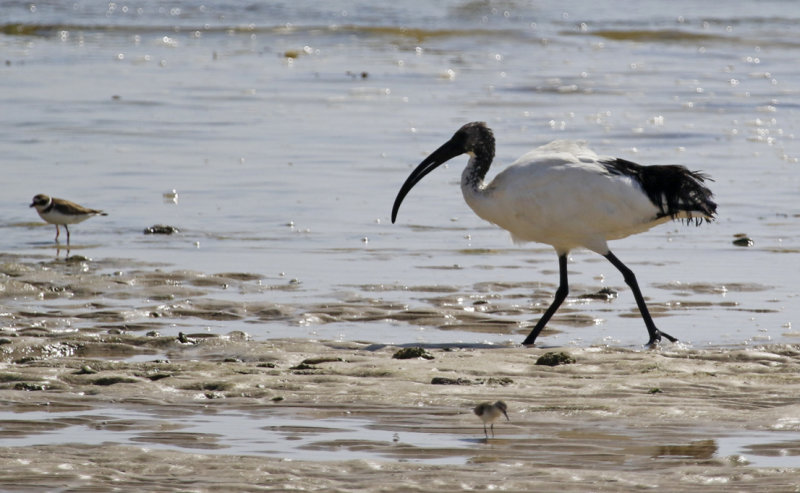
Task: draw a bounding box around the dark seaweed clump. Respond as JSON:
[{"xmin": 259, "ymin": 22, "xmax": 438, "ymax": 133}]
[
  {"xmin": 535, "ymin": 352, "xmax": 576, "ymax": 367},
  {"xmin": 392, "ymin": 347, "xmax": 434, "ymax": 360},
  {"xmin": 144, "ymin": 225, "xmax": 180, "ymax": 235}
]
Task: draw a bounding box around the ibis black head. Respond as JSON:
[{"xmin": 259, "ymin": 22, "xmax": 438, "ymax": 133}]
[{"xmin": 391, "ymin": 122, "xmax": 494, "ymax": 223}]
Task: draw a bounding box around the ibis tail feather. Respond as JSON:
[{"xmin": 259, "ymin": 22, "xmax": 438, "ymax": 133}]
[{"xmin": 601, "ymin": 158, "xmax": 717, "ymax": 224}]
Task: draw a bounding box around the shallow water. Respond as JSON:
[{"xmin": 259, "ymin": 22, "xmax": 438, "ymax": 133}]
[
  {"xmin": 1, "ymin": 0, "xmax": 798, "ymax": 348},
  {"xmin": 1, "ymin": 1, "xmax": 800, "ymax": 490},
  {"xmin": 1, "ymin": 405, "xmax": 798, "ymax": 468}
]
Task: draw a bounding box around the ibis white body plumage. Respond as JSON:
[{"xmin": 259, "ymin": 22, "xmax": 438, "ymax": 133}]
[
  {"xmin": 464, "ymin": 140, "xmax": 680, "ymax": 254},
  {"xmin": 392, "ymin": 122, "xmax": 716, "ymax": 346}
]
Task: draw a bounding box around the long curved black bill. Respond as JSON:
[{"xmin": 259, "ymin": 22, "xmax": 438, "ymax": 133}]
[{"xmin": 391, "ymin": 138, "xmax": 465, "ymax": 223}]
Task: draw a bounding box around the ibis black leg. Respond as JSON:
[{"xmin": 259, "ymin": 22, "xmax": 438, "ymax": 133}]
[
  {"xmin": 522, "ymin": 254, "xmax": 569, "ymax": 346},
  {"xmin": 604, "ymin": 251, "xmax": 677, "ymax": 346}
]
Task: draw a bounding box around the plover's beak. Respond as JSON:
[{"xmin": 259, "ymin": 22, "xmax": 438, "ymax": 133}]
[
  {"xmin": 502, "ymin": 409, "xmax": 509, "ymax": 421},
  {"xmin": 29, "ymin": 201, "xmax": 35, "ymax": 208},
  {"xmin": 391, "ymin": 137, "xmax": 466, "ymax": 224}
]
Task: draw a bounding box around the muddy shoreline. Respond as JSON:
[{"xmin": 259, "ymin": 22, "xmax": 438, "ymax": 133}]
[
  {"xmin": 1, "ymin": 254, "xmax": 799, "ymax": 491},
  {"xmin": 2, "ymin": 334, "xmax": 800, "ymax": 490}
]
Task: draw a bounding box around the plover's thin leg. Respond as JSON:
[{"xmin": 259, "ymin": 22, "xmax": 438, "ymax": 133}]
[
  {"xmin": 54, "ymin": 225, "xmax": 60, "ymax": 243},
  {"xmin": 65, "ymin": 225, "xmax": 71, "ymax": 248}
]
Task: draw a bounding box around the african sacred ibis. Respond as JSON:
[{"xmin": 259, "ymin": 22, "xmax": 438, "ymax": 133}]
[{"xmin": 391, "ymin": 122, "xmax": 716, "ymax": 346}]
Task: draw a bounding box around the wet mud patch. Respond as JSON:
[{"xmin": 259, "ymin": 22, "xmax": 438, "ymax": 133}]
[
  {"xmin": 654, "ymin": 281, "xmax": 772, "ymax": 294},
  {"xmin": 0, "ymin": 253, "xmax": 298, "ymax": 340},
  {"xmin": 0, "ymin": 252, "xmax": 784, "ymax": 348},
  {"xmin": 130, "ymin": 431, "xmax": 227, "ymax": 449},
  {"xmin": 1, "ymin": 253, "xmax": 799, "ymax": 489},
  {"xmin": 742, "ymin": 438, "xmax": 800, "ymax": 460},
  {"xmin": 0, "ymin": 340, "xmax": 799, "ymax": 490}
]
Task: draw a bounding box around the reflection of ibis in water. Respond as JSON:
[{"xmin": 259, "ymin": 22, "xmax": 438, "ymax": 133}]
[
  {"xmin": 473, "ymin": 401, "xmax": 509, "ymax": 438},
  {"xmin": 391, "ymin": 122, "xmax": 717, "ymax": 346}
]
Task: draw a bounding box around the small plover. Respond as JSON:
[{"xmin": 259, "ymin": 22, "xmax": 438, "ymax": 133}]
[
  {"xmin": 473, "ymin": 400, "xmax": 509, "ymax": 438},
  {"xmin": 30, "ymin": 194, "xmax": 107, "ymax": 248}
]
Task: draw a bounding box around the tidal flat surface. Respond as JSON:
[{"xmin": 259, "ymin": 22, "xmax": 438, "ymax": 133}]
[
  {"xmin": 1, "ymin": 0, "xmax": 798, "ymax": 347},
  {"xmin": 0, "ymin": 253, "xmax": 800, "ymax": 491},
  {"xmin": 1, "ymin": 324, "xmax": 800, "ymax": 490},
  {"xmin": 1, "ymin": 0, "xmax": 799, "ymax": 490}
]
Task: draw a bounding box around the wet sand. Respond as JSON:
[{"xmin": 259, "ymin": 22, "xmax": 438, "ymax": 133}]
[{"xmin": 1, "ymin": 255, "xmax": 799, "ymax": 491}]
